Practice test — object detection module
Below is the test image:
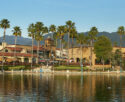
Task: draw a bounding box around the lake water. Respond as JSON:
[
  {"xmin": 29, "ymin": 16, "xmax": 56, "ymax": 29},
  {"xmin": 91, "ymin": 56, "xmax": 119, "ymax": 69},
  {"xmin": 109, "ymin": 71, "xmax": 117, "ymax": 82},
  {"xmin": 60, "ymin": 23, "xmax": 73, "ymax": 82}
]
[{"xmin": 0, "ymin": 73, "xmax": 124, "ymax": 102}]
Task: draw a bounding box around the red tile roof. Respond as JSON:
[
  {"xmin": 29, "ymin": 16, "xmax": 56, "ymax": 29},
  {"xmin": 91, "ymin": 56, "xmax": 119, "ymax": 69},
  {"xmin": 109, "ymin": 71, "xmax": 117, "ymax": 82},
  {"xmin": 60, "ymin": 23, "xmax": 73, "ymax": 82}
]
[
  {"xmin": 6, "ymin": 47, "xmax": 22, "ymax": 51},
  {"xmin": 33, "ymin": 46, "xmax": 44, "ymax": 50},
  {"xmin": 0, "ymin": 52, "xmax": 37, "ymax": 57}
]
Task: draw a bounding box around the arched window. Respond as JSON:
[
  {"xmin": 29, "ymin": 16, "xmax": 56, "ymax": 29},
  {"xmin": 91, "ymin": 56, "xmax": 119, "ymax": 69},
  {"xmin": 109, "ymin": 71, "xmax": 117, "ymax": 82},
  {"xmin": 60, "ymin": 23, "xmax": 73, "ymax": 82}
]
[{"xmin": 76, "ymin": 58, "xmax": 80, "ymax": 62}]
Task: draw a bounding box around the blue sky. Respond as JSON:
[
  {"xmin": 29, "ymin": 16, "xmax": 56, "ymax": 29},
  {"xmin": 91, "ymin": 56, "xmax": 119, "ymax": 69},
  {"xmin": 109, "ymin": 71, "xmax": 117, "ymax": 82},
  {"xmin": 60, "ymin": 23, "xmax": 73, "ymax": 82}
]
[{"xmin": 0, "ymin": 0, "xmax": 125, "ymax": 37}]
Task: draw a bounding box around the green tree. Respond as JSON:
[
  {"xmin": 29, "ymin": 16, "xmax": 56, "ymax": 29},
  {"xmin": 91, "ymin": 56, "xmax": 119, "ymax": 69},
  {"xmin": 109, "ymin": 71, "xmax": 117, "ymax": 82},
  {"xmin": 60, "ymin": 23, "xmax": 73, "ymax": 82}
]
[
  {"xmin": 49, "ymin": 25, "xmax": 56, "ymax": 58},
  {"xmin": 0, "ymin": 19, "xmax": 10, "ymax": 71},
  {"xmin": 28, "ymin": 23, "xmax": 36, "ymax": 68},
  {"xmin": 77, "ymin": 33, "xmax": 88, "ymax": 66},
  {"xmin": 49, "ymin": 24, "xmax": 56, "ymax": 39},
  {"xmin": 94, "ymin": 36, "xmax": 112, "ymax": 71},
  {"xmin": 117, "ymin": 26, "xmax": 125, "ymax": 49},
  {"xmin": 66, "ymin": 20, "xmax": 75, "ymax": 64},
  {"xmin": 12, "ymin": 26, "xmax": 22, "ymax": 66},
  {"xmin": 0, "ymin": 19, "xmax": 10, "ymax": 42},
  {"xmin": 35, "ymin": 22, "xmax": 48, "ymax": 63},
  {"xmin": 117, "ymin": 26, "xmax": 125, "ymax": 71},
  {"xmin": 57, "ymin": 25, "xmax": 66, "ymax": 63},
  {"xmin": 112, "ymin": 49, "xmax": 121, "ymax": 67},
  {"xmin": 88, "ymin": 27, "xmax": 98, "ymax": 68},
  {"xmin": 70, "ymin": 28, "xmax": 77, "ymax": 59},
  {"xmin": 113, "ymin": 42, "xmax": 118, "ymax": 47}
]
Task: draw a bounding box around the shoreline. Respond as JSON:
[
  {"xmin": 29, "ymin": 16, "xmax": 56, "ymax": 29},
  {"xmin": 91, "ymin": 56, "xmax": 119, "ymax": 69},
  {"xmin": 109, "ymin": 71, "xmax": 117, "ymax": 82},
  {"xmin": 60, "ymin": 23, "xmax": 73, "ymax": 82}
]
[{"xmin": 0, "ymin": 70, "xmax": 125, "ymax": 75}]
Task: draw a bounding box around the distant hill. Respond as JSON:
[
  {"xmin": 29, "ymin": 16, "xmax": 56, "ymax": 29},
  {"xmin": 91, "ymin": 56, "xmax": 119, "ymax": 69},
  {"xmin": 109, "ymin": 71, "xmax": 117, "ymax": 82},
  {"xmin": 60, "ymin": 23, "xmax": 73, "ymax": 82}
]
[{"xmin": 0, "ymin": 32, "xmax": 124, "ymax": 47}]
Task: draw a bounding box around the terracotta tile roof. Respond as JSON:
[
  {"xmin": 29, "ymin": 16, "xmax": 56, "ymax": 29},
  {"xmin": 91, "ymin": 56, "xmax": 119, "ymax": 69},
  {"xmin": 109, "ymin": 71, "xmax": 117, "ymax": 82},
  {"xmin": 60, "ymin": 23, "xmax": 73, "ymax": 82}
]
[
  {"xmin": 0, "ymin": 52, "xmax": 37, "ymax": 57},
  {"xmin": 33, "ymin": 46, "xmax": 49, "ymax": 51},
  {"xmin": 33, "ymin": 46, "xmax": 44, "ymax": 50},
  {"xmin": 6, "ymin": 47, "xmax": 22, "ymax": 51}
]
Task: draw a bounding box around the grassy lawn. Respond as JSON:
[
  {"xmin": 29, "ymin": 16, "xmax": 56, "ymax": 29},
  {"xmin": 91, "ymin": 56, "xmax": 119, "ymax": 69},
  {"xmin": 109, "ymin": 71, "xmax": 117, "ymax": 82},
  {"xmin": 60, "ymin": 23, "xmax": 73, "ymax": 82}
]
[
  {"xmin": 0, "ymin": 65, "xmax": 39, "ymax": 70},
  {"xmin": 54, "ymin": 65, "xmax": 89, "ymax": 70}
]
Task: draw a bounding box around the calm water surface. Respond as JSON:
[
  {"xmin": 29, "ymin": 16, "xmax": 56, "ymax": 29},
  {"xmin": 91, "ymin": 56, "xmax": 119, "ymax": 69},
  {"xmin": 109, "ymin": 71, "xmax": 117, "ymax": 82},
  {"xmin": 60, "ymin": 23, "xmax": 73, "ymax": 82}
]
[{"xmin": 0, "ymin": 73, "xmax": 125, "ymax": 102}]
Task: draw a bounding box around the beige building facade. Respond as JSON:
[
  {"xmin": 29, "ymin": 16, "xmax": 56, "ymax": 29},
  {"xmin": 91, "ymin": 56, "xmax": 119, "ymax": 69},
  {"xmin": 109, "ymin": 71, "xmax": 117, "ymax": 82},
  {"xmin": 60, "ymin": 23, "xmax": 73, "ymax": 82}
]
[{"xmin": 69, "ymin": 46, "xmax": 125, "ymax": 69}]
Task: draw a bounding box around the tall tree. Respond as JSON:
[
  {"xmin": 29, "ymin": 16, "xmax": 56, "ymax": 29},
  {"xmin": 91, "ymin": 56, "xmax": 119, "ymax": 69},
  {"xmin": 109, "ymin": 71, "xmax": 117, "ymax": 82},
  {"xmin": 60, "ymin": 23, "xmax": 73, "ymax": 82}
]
[
  {"xmin": 0, "ymin": 19, "xmax": 10, "ymax": 42},
  {"xmin": 94, "ymin": 36, "xmax": 112, "ymax": 71},
  {"xmin": 117, "ymin": 26, "xmax": 125, "ymax": 72},
  {"xmin": 77, "ymin": 33, "xmax": 88, "ymax": 67},
  {"xmin": 49, "ymin": 24, "xmax": 56, "ymax": 39},
  {"xmin": 28, "ymin": 23, "xmax": 36, "ymax": 68},
  {"xmin": 66, "ymin": 20, "xmax": 75, "ymax": 64},
  {"xmin": 43, "ymin": 26, "xmax": 49, "ymax": 59},
  {"xmin": 35, "ymin": 22, "xmax": 44, "ymax": 64},
  {"xmin": 0, "ymin": 19, "xmax": 10, "ymax": 71},
  {"xmin": 88, "ymin": 27, "xmax": 98, "ymax": 69},
  {"xmin": 35, "ymin": 22, "xmax": 48, "ymax": 63},
  {"xmin": 70, "ymin": 28, "xmax": 77, "ymax": 60},
  {"xmin": 112, "ymin": 49, "xmax": 121, "ymax": 68},
  {"xmin": 57, "ymin": 25, "xmax": 66, "ymax": 64},
  {"xmin": 117, "ymin": 26, "xmax": 125, "ymax": 49},
  {"xmin": 12, "ymin": 26, "xmax": 21, "ymax": 65},
  {"xmin": 49, "ymin": 25, "xmax": 57, "ymax": 58}
]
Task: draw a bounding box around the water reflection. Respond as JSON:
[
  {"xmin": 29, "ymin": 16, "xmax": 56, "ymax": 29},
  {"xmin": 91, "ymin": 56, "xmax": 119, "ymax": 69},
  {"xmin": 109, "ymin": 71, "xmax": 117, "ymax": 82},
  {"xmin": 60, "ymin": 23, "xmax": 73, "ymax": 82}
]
[{"xmin": 0, "ymin": 74, "xmax": 124, "ymax": 102}]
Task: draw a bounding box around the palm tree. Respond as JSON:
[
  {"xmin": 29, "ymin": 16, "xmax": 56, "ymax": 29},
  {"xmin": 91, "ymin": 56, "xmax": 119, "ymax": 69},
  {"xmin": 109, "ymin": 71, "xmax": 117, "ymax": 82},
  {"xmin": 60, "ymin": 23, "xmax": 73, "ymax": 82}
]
[
  {"xmin": 70, "ymin": 28, "xmax": 77, "ymax": 60},
  {"xmin": 117, "ymin": 26, "xmax": 125, "ymax": 72},
  {"xmin": 35, "ymin": 22, "xmax": 48, "ymax": 64},
  {"xmin": 0, "ymin": 19, "xmax": 10, "ymax": 71},
  {"xmin": 53, "ymin": 32, "xmax": 58, "ymax": 59},
  {"xmin": 42, "ymin": 26, "xmax": 49, "ymax": 59},
  {"xmin": 57, "ymin": 25, "xmax": 66, "ymax": 64},
  {"xmin": 28, "ymin": 23, "xmax": 36, "ymax": 68},
  {"xmin": 117, "ymin": 26, "xmax": 125, "ymax": 49},
  {"xmin": 49, "ymin": 25, "xmax": 57, "ymax": 60},
  {"xmin": 35, "ymin": 22, "xmax": 44, "ymax": 64},
  {"xmin": 49, "ymin": 24, "xmax": 56, "ymax": 39},
  {"xmin": 0, "ymin": 19, "xmax": 10, "ymax": 42},
  {"xmin": 35, "ymin": 34, "xmax": 43, "ymax": 64},
  {"xmin": 66, "ymin": 20, "xmax": 75, "ymax": 64},
  {"xmin": 88, "ymin": 27, "xmax": 98, "ymax": 69},
  {"xmin": 12, "ymin": 26, "xmax": 21, "ymax": 65}
]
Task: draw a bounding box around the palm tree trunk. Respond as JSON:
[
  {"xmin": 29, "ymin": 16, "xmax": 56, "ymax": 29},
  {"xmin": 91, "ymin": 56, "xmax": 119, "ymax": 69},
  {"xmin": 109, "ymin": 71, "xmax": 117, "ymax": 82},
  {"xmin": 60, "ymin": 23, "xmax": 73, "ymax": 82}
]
[
  {"xmin": 3, "ymin": 28, "xmax": 6, "ymax": 42},
  {"xmin": 37, "ymin": 41, "xmax": 40, "ymax": 64},
  {"xmin": 90, "ymin": 40, "xmax": 93, "ymax": 69},
  {"xmin": 120, "ymin": 35, "xmax": 122, "ymax": 50},
  {"xmin": 67, "ymin": 32, "xmax": 70, "ymax": 65},
  {"xmin": 59, "ymin": 38, "xmax": 62, "ymax": 65},
  {"xmin": 71, "ymin": 37, "xmax": 73, "ymax": 59},
  {"xmin": 120, "ymin": 35, "xmax": 122, "ymax": 70},
  {"xmin": 72, "ymin": 37, "xmax": 74, "ymax": 61},
  {"xmin": 44, "ymin": 39, "xmax": 46, "ymax": 59},
  {"xmin": 62, "ymin": 40, "xmax": 64, "ymax": 58},
  {"xmin": 81, "ymin": 45, "xmax": 83, "ymax": 64},
  {"xmin": 102, "ymin": 58, "xmax": 105, "ymax": 71},
  {"xmin": 31, "ymin": 38, "xmax": 34, "ymax": 68},
  {"xmin": 2, "ymin": 28, "xmax": 6, "ymax": 71},
  {"xmin": 55, "ymin": 39, "xmax": 57, "ymax": 58},
  {"xmin": 13, "ymin": 36, "xmax": 17, "ymax": 66}
]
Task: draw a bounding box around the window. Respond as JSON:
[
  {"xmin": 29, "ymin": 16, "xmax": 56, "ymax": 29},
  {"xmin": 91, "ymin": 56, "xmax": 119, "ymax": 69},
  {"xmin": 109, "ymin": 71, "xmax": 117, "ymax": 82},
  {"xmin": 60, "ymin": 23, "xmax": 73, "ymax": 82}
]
[{"xmin": 5, "ymin": 49, "xmax": 8, "ymax": 52}]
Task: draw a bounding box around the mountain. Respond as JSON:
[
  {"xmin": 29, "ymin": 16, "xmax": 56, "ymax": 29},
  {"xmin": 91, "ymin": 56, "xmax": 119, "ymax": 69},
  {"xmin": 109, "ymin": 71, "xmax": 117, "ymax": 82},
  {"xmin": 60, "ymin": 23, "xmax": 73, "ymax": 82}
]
[{"xmin": 0, "ymin": 32, "xmax": 124, "ymax": 46}]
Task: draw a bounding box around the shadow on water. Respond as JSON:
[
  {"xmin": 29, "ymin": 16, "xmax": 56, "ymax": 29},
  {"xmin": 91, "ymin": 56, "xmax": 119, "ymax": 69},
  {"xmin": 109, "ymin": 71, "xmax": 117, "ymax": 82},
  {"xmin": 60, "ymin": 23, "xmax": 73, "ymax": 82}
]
[{"xmin": 0, "ymin": 73, "xmax": 125, "ymax": 102}]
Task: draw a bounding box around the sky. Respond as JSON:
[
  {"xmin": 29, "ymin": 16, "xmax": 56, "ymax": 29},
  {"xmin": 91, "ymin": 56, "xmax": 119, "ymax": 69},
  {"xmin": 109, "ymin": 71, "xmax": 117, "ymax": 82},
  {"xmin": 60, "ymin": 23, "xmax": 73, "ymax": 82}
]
[{"xmin": 0, "ymin": 0, "xmax": 125, "ymax": 38}]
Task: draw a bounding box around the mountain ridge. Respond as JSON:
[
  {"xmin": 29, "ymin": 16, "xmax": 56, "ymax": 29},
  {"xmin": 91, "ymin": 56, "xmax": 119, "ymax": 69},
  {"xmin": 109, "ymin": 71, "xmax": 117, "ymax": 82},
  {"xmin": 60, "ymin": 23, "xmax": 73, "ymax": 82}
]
[{"xmin": 0, "ymin": 32, "xmax": 124, "ymax": 47}]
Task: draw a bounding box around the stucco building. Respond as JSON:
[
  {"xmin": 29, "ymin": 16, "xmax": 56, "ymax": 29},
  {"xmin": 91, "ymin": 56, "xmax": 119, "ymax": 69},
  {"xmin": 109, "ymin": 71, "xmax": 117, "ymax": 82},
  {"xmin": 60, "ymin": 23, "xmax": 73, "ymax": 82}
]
[
  {"xmin": 0, "ymin": 38, "xmax": 55, "ymax": 64},
  {"xmin": 69, "ymin": 46, "xmax": 125, "ymax": 69}
]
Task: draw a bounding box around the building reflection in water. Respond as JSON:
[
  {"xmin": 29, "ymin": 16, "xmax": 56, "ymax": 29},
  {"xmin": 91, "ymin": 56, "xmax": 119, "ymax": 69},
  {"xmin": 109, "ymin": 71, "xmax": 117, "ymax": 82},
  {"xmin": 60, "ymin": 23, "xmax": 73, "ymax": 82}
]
[{"xmin": 0, "ymin": 74, "xmax": 124, "ymax": 102}]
